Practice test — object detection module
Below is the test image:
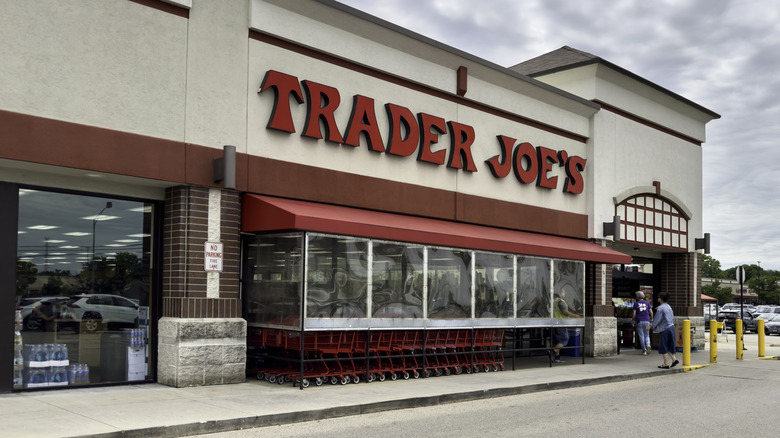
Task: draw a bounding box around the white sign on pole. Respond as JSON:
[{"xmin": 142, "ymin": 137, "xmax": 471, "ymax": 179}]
[
  {"xmin": 736, "ymin": 266, "xmax": 746, "ymax": 284},
  {"xmin": 205, "ymin": 241, "xmax": 223, "ymax": 272}
]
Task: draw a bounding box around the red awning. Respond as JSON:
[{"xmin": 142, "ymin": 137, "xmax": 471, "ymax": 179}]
[
  {"xmin": 701, "ymin": 294, "xmax": 718, "ymax": 302},
  {"xmin": 242, "ymin": 194, "xmax": 632, "ymax": 264}
]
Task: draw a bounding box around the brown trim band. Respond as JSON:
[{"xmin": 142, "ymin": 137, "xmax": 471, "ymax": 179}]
[
  {"xmin": 250, "ymin": 30, "xmax": 588, "ymax": 144},
  {"xmin": 129, "ymin": 0, "xmax": 190, "ymax": 19},
  {"xmin": 244, "ymin": 155, "xmax": 589, "ymax": 239},
  {"xmin": 596, "ymin": 100, "xmax": 702, "ymax": 146},
  {"xmin": 0, "ymin": 109, "xmax": 588, "ymax": 238}
]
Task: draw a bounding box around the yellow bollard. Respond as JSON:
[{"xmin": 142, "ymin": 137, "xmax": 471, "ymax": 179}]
[
  {"xmin": 683, "ymin": 319, "xmax": 691, "ymax": 366},
  {"xmin": 759, "ymin": 319, "xmax": 765, "ymax": 357},
  {"xmin": 736, "ymin": 319, "xmax": 743, "ymax": 360},
  {"xmin": 710, "ymin": 319, "xmax": 717, "ymax": 363}
]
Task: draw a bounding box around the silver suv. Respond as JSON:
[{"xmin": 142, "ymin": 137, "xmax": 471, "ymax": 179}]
[{"xmin": 63, "ymin": 294, "xmax": 139, "ymax": 331}]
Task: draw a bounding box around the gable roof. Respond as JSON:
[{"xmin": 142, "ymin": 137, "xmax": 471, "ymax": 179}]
[{"xmin": 509, "ymin": 46, "xmax": 720, "ymax": 119}]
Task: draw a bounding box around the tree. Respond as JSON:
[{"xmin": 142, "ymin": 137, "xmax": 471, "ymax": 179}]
[
  {"xmin": 16, "ymin": 260, "xmax": 37, "ymax": 297},
  {"xmin": 702, "ymin": 280, "xmax": 734, "ymax": 305},
  {"xmin": 702, "ymin": 254, "xmax": 723, "ymax": 278},
  {"xmin": 748, "ymin": 271, "xmax": 780, "ymax": 305}
]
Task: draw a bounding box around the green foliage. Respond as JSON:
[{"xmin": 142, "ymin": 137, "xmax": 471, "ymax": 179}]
[
  {"xmin": 702, "ymin": 280, "xmax": 735, "ymax": 305},
  {"xmin": 702, "ymin": 254, "xmax": 722, "ymax": 278}
]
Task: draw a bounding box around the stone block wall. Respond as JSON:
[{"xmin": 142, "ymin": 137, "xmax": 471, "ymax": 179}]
[{"xmin": 158, "ymin": 317, "xmax": 246, "ymax": 387}]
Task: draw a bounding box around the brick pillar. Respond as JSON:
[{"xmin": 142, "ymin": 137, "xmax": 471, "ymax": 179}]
[
  {"xmin": 661, "ymin": 251, "xmax": 704, "ymax": 349},
  {"xmin": 162, "ymin": 186, "xmax": 241, "ymax": 317},
  {"xmin": 584, "ymin": 258, "xmax": 618, "ymax": 357},
  {"xmin": 158, "ymin": 185, "xmax": 245, "ymax": 387}
]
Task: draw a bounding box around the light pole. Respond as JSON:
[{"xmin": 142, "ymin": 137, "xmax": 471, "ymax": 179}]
[{"xmin": 91, "ymin": 202, "xmax": 112, "ymax": 292}]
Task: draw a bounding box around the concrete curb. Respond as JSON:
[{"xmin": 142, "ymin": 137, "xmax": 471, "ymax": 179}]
[{"xmin": 77, "ymin": 369, "xmax": 679, "ymax": 438}]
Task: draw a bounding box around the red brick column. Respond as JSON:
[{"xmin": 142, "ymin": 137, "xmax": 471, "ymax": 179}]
[
  {"xmin": 661, "ymin": 251, "xmax": 702, "ymax": 317},
  {"xmin": 162, "ymin": 186, "xmax": 241, "ymax": 318}
]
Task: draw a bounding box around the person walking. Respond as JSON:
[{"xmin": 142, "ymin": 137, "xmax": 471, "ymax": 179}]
[
  {"xmin": 651, "ymin": 292, "xmax": 679, "ymax": 369},
  {"xmin": 633, "ymin": 291, "xmax": 653, "ymax": 355}
]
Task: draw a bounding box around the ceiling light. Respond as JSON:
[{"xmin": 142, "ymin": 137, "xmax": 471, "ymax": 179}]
[{"xmin": 28, "ymin": 225, "xmax": 59, "ymax": 230}]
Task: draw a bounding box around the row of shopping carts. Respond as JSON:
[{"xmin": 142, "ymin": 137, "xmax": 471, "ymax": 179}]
[{"xmin": 248, "ymin": 328, "xmax": 506, "ymax": 388}]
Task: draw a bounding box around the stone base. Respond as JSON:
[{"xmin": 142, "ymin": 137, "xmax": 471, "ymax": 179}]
[
  {"xmin": 585, "ymin": 316, "xmax": 618, "ymax": 357},
  {"xmin": 158, "ymin": 317, "xmax": 247, "ymax": 388}
]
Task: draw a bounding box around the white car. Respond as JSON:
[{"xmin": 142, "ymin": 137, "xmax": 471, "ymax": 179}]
[{"xmin": 64, "ymin": 294, "xmax": 139, "ymax": 331}]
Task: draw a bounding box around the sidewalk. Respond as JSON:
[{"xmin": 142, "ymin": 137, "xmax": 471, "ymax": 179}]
[{"xmin": 2, "ymin": 332, "xmax": 777, "ymax": 438}]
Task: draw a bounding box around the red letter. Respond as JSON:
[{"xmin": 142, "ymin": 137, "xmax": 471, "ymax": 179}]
[
  {"xmin": 536, "ymin": 146, "xmax": 558, "ymax": 190},
  {"xmin": 485, "ymin": 135, "xmax": 515, "ymax": 178},
  {"xmin": 301, "ymin": 80, "xmax": 344, "ymax": 144},
  {"xmin": 385, "ymin": 103, "xmax": 419, "ymax": 157},
  {"xmin": 512, "ymin": 142, "xmax": 537, "ymax": 184},
  {"xmin": 417, "ymin": 113, "xmax": 447, "ymax": 165},
  {"xmin": 258, "ymin": 70, "xmax": 303, "ymax": 133},
  {"xmin": 563, "ymin": 155, "xmax": 587, "ymax": 194},
  {"xmin": 344, "ymin": 95, "xmax": 385, "ymax": 152},
  {"xmin": 446, "ymin": 122, "xmax": 477, "ymax": 172}
]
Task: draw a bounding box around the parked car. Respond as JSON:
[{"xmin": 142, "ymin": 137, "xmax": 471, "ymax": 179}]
[
  {"xmin": 764, "ymin": 315, "xmax": 780, "ymax": 335},
  {"xmin": 63, "ymin": 294, "xmax": 139, "ymax": 331},
  {"xmin": 717, "ymin": 309, "xmax": 758, "ymax": 333},
  {"xmin": 16, "ymin": 296, "xmax": 69, "ymax": 331},
  {"xmin": 754, "ymin": 305, "xmax": 780, "ymax": 315}
]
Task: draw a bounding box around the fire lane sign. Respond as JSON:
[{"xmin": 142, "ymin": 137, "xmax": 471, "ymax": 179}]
[{"xmin": 205, "ymin": 242, "xmax": 223, "ymax": 272}]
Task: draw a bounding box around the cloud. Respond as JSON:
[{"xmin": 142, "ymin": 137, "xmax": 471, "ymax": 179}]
[{"xmin": 339, "ymin": 0, "xmax": 780, "ymax": 270}]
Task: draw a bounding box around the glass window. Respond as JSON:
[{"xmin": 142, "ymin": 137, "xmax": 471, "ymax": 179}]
[
  {"xmin": 517, "ymin": 256, "xmax": 551, "ymax": 318},
  {"xmin": 371, "ymin": 241, "xmax": 424, "ymax": 318},
  {"xmin": 427, "ymin": 248, "xmax": 471, "ymax": 319},
  {"xmin": 306, "ymin": 234, "xmax": 368, "ymax": 318},
  {"xmin": 15, "ymin": 189, "xmax": 154, "ymax": 390},
  {"xmin": 474, "ymin": 252, "xmax": 514, "ymax": 318},
  {"xmin": 553, "ymin": 260, "xmax": 585, "ymax": 319},
  {"xmin": 243, "ymin": 233, "xmax": 303, "ymax": 328}
]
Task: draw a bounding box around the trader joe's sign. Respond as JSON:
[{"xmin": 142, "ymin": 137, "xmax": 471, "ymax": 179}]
[{"xmin": 259, "ymin": 70, "xmax": 586, "ymax": 195}]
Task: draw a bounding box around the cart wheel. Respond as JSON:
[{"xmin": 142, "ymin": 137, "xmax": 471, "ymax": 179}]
[
  {"xmin": 368, "ymin": 373, "xmax": 376, "ymax": 382},
  {"xmin": 473, "ymin": 365, "xmax": 480, "ymax": 373},
  {"xmin": 483, "ymin": 365, "xmax": 490, "ymax": 373},
  {"xmin": 277, "ymin": 376, "xmax": 286, "ymax": 385},
  {"xmin": 256, "ymin": 372, "xmax": 265, "ymax": 380},
  {"xmin": 390, "ymin": 372, "xmax": 398, "ymax": 381},
  {"xmin": 268, "ymin": 375, "xmax": 277, "ymax": 384},
  {"xmin": 413, "ymin": 369, "xmax": 420, "ymax": 379},
  {"xmin": 454, "ymin": 366, "xmax": 462, "ymax": 375},
  {"xmin": 352, "ymin": 374, "xmax": 360, "ymax": 384},
  {"xmin": 403, "ymin": 371, "xmax": 410, "ymax": 380},
  {"xmin": 493, "ymin": 364, "xmax": 499, "ymax": 372},
  {"xmin": 330, "ymin": 376, "xmax": 338, "ymax": 385},
  {"xmin": 315, "ymin": 377, "xmax": 323, "ymax": 386},
  {"xmin": 378, "ymin": 373, "xmax": 386, "ymax": 382},
  {"xmin": 284, "ymin": 375, "xmax": 292, "ymax": 383},
  {"xmin": 444, "ymin": 367, "xmax": 451, "ymax": 376},
  {"xmin": 340, "ymin": 376, "xmax": 349, "ymax": 385},
  {"xmin": 301, "ymin": 379, "xmax": 310, "ymax": 388},
  {"xmin": 435, "ymin": 368, "xmax": 443, "ymax": 377}
]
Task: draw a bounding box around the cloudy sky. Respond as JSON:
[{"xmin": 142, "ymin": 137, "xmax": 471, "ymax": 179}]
[{"xmin": 338, "ymin": 0, "xmax": 780, "ymax": 272}]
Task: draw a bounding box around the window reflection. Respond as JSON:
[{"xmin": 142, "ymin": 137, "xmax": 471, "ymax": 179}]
[
  {"xmin": 371, "ymin": 241, "xmax": 424, "ymax": 318},
  {"xmin": 475, "ymin": 252, "xmax": 514, "ymax": 318},
  {"xmin": 553, "ymin": 260, "xmax": 585, "ymax": 318},
  {"xmin": 427, "ymin": 248, "xmax": 471, "ymax": 319},
  {"xmin": 306, "ymin": 234, "xmax": 368, "ymax": 318},
  {"xmin": 241, "ymin": 232, "xmax": 586, "ymax": 329},
  {"xmin": 15, "ymin": 189, "xmax": 153, "ymax": 389},
  {"xmin": 517, "ymin": 257, "xmax": 551, "ymax": 318},
  {"xmin": 243, "ymin": 234, "xmax": 302, "ymax": 327}
]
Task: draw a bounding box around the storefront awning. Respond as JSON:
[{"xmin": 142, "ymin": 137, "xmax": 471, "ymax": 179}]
[
  {"xmin": 242, "ymin": 194, "xmax": 632, "ymax": 264},
  {"xmin": 701, "ymin": 294, "xmax": 718, "ymax": 302}
]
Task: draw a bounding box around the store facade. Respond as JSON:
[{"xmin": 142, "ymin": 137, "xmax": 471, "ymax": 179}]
[{"xmin": 0, "ymin": 0, "xmax": 718, "ymax": 392}]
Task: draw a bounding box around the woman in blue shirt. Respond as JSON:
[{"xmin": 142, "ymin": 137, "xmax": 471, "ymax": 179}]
[{"xmin": 651, "ymin": 292, "xmax": 679, "ymax": 369}]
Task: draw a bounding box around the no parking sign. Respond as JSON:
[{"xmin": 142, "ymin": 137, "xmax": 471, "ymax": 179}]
[{"xmin": 205, "ymin": 241, "xmax": 223, "ymax": 272}]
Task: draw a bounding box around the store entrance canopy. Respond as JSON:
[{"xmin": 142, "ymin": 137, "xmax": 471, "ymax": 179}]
[{"xmin": 242, "ymin": 194, "xmax": 632, "ymax": 264}]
